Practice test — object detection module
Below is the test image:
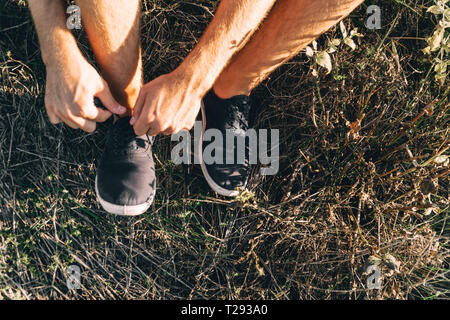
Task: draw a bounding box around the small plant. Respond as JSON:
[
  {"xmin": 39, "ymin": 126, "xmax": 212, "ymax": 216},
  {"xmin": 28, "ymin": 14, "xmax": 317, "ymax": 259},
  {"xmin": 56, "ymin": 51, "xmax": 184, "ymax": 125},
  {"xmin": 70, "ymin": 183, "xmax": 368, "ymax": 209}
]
[
  {"xmin": 305, "ymin": 21, "xmax": 363, "ymax": 76},
  {"xmin": 422, "ymin": 0, "xmax": 449, "ymax": 85}
]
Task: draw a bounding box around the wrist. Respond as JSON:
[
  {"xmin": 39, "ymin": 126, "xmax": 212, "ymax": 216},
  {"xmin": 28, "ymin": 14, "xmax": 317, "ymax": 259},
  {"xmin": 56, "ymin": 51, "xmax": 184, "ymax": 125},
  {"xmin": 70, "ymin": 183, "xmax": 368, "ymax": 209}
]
[{"xmin": 173, "ymin": 61, "xmax": 213, "ymax": 99}]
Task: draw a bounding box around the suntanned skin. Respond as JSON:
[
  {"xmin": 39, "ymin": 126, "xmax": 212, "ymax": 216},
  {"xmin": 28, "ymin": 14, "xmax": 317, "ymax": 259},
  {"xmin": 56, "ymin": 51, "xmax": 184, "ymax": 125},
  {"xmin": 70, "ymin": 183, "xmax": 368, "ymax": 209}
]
[
  {"xmin": 213, "ymin": 0, "xmax": 365, "ymax": 99},
  {"xmin": 28, "ymin": 0, "xmax": 364, "ymax": 136},
  {"xmin": 76, "ymin": 0, "xmax": 143, "ymax": 114},
  {"xmin": 131, "ymin": 0, "xmax": 276, "ymax": 136},
  {"xmin": 28, "ymin": 0, "xmax": 127, "ymax": 133}
]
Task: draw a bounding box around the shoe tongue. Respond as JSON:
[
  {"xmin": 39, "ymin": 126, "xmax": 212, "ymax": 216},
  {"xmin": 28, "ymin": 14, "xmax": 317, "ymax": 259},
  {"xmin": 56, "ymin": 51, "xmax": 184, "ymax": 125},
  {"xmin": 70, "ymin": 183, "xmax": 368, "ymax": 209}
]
[
  {"xmin": 111, "ymin": 117, "xmax": 145, "ymax": 145},
  {"xmin": 115, "ymin": 117, "xmax": 154, "ymax": 142},
  {"xmin": 113, "ymin": 117, "xmax": 146, "ymax": 138},
  {"xmin": 114, "ymin": 116, "xmax": 134, "ymax": 132}
]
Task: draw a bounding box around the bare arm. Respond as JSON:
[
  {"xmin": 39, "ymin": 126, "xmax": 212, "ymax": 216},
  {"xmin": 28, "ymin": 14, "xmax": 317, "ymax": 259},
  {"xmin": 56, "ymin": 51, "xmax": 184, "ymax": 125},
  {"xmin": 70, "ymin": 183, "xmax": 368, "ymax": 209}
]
[
  {"xmin": 28, "ymin": 0, "xmax": 125, "ymax": 131},
  {"xmin": 132, "ymin": 0, "xmax": 276, "ymax": 135},
  {"xmin": 179, "ymin": 0, "xmax": 276, "ymax": 95},
  {"xmin": 28, "ymin": 0, "xmax": 79, "ymax": 67}
]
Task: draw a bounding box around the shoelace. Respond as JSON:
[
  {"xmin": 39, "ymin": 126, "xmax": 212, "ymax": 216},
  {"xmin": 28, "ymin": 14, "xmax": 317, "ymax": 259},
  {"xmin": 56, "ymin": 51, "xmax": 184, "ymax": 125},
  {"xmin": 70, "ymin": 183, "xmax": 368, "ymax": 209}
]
[{"xmin": 109, "ymin": 119, "xmax": 152, "ymax": 156}]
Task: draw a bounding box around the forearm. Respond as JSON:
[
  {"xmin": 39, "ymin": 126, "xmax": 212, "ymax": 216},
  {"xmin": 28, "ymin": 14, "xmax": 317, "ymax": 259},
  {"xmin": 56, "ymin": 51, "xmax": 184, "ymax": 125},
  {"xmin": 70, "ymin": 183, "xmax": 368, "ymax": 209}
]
[
  {"xmin": 28, "ymin": 0, "xmax": 80, "ymax": 66},
  {"xmin": 177, "ymin": 0, "xmax": 276, "ymax": 96}
]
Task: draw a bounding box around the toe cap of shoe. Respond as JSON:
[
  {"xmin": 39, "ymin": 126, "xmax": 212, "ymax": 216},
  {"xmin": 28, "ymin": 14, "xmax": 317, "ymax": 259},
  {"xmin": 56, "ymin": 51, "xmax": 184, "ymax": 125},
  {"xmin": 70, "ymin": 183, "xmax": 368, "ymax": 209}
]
[{"xmin": 97, "ymin": 159, "xmax": 156, "ymax": 206}]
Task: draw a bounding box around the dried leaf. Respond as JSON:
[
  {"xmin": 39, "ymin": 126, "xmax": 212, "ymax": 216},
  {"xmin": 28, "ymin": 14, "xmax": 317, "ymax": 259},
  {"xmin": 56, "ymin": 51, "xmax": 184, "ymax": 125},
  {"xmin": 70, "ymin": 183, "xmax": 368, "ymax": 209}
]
[
  {"xmin": 429, "ymin": 26, "xmax": 445, "ymax": 51},
  {"xmin": 305, "ymin": 46, "xmax": 314, "ymax": 57},
  {"xmin": 385, "ymin": 254, "xmax": 401, "ymax": 272},
  {"xmin": 339, "ymin": 21, "xmax": 348, "ymax": 38},
  {"xmin": 427, "ymin": 5, "xmax": 441, "ymax": 14},
  {"xmin": 315, "ymin": 51, "xmax": 332, "ymax": 74},
  {"xmin": 344, "ymin": 37, "xmax": 357, "ymax": 50}
]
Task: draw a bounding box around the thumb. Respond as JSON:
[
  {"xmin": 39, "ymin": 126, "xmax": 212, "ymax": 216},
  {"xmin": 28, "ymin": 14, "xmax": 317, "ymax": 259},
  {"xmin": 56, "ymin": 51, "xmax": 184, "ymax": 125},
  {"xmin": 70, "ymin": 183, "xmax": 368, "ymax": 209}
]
[{"xmin": 96, "ymin": 82, "xmax": 127, "ymax": 115}]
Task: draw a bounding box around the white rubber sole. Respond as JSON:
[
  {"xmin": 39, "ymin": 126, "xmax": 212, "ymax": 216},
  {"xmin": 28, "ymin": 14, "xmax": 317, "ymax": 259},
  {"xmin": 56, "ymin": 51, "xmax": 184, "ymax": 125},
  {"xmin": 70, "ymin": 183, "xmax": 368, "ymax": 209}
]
[
  {"xmin": 95, "ymin": 176, "xmax": 155, "ymax": 216},
  {"xmin": 199, "ymin": 102, "xmax": 245, "ymax": 197}
]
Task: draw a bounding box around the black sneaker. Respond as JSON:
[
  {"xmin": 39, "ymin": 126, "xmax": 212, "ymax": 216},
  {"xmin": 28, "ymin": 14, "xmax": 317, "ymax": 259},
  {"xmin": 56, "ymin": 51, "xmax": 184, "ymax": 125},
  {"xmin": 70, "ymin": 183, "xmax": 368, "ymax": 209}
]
[
  {"xmin": 199, "ymin": 89, "xmax": 251, "ymax": 197},
  {"xmin": 95, "ymin": 117, "xmax": 156, "ymax": 215}
]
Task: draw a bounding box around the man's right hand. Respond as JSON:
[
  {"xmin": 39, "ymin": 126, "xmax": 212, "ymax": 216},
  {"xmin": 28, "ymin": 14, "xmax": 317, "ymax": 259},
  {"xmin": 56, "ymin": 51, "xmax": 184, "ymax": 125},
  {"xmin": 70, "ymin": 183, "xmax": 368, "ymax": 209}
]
[{"xmin": 44, "ymin": 51, "xmax": 126, "ymax": 132}]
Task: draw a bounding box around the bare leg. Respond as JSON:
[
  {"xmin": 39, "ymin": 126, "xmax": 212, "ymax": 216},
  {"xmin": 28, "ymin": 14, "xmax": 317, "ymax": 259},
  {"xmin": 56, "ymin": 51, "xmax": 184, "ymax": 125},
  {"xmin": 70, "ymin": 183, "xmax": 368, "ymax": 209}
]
[
  {"xmin": 76, "ymin": 0, "xmax": 142, "ymax": 113},
  {"xmin": 213, "ymin": 0, "xmax": 364, "ymax": 99}
]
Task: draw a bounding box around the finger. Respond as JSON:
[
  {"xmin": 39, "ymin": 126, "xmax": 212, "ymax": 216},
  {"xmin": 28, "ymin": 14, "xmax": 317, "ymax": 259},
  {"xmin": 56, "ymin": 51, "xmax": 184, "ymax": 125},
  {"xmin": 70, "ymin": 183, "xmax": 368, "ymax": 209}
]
[
  {"xmin": 62, "ymin": 117, "xmax": 79, "ymax": 130},
  {"xmin": 46, "ymin": 105, "xmax": 62, "ymax": 125},
  {"xmin": 53, "ymin": 107, "xmax": 77, "ymax": 129},
  {"xmin": 185, "ymin": 119, "xmax": 196, "ymax": 131},
  {"xmin": 180, "ymin": 116, "xmax": 196, "ymax": 132},
  {"xmin": 94, "ymin": 107, "xmax": 112, "ymax": 122},
  {"xmin": 168, "ymin": 113, "xmax": 196, "ymax": 135},
  {"xmin": 79, "ymin": 100, "xmax": 112, "ymax": 123},
  {"xmin": 96, "ymin": 82, "xmax": 127, "ymax": 115},
  {"xmin": 133, "ymin": 95, "xmax": 155, "ymax": 135},
  {"xmin": 146, "ymin": 120, "xmax": 162, "ymax": 137},
  {"xmin": 130, "ymin": 89, "xmax": 146, "ymax": 125},
  {"xmin": 171, "ymin": 102, "xmax": 200, "ymax": 133},
  {"xmin": 161, "ymin": 125, "xmax": 176, "ymax": 136},
  {"xmin": 66, "ymin": 110, "xmax": 96, "ymax": 132},
  {"xmin": 179, "ymin": 123, "xmax": 194, "ymax": 133},
  {"xmin": 171, "ymin": 122, "xmax": 193, "ymax": 135}
]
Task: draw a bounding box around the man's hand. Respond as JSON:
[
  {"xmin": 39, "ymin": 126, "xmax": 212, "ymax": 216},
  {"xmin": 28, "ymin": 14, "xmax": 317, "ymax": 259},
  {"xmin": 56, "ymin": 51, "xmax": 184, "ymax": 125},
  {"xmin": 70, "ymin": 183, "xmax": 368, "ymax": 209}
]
[
  {"xmin": 130, "ymin": 0, "xmax": 275, "ymax": 136},
  {"xmin": 131, "ymin": 70, "xmax": 200, "ymax": 136},
  {"xmin": 28, "ymin": 0, "xmax": 126, "ymax": 132},
  {"xmin": 45, "ymin": 52, "xmax": 126, "ymax": 132}
]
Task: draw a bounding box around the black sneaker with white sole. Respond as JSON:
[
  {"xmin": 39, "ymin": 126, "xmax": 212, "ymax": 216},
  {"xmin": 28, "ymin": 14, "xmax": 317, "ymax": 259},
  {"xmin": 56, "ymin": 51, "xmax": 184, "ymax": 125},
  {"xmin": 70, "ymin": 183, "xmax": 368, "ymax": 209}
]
[
  {"xmin": 95, "ymin": 117, "xmax": 156, "ymax": 216},
  {"xmin": 199, "ymin": 89, "xmax": 251, "ymax": 197}
]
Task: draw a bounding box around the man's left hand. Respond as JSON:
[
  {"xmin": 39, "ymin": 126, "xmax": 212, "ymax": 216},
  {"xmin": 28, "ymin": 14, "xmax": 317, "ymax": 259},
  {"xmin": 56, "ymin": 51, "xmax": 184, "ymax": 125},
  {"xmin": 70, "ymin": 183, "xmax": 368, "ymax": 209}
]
[{"xmin": 131, "ymin": 70, "xmax": 202, "ymax": 136}]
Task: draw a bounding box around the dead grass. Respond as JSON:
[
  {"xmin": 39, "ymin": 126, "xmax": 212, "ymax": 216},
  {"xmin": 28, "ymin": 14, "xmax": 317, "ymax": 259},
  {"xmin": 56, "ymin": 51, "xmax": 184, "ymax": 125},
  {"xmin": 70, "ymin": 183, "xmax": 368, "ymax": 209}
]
[{"xmin": 0, "ymin": 0, "xmax": 448, "ymax": 299}]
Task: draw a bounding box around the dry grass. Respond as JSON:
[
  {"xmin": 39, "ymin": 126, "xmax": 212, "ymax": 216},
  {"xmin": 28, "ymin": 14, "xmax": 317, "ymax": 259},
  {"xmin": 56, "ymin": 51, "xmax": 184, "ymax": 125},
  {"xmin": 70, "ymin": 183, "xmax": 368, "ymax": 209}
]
[{"xmin": 0, "ymin": 0, "xmax": 448, "ymax": 299}]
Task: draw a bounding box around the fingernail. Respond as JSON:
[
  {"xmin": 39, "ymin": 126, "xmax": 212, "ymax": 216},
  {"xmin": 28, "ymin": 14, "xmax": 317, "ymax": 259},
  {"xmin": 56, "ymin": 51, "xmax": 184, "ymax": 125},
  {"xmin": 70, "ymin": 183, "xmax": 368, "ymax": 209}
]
[
  {"xmin": 117, "ymin": 106, "xmax": 127, "ymax": 114},
  {"xmin": 130, "ymin": 116, "xmax": 136, "ymax": 125}
]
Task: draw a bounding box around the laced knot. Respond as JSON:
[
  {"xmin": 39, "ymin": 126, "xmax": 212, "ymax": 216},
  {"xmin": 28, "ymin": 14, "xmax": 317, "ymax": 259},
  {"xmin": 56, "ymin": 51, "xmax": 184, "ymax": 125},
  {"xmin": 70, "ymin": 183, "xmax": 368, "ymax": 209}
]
[{"xmin": 109, "ymin": 118, "xmax": 151, "ymax": 156}]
